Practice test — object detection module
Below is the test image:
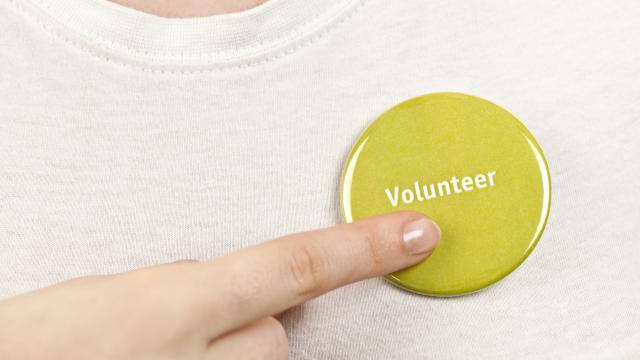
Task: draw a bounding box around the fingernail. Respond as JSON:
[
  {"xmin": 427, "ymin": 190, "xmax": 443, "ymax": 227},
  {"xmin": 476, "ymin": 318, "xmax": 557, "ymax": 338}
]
[{"xmin": 403, "ymin": 218, "xmax": 441, "ymax": 255}]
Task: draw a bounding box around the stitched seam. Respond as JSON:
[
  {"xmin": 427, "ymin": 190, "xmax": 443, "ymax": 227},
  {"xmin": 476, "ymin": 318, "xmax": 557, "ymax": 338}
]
[
  {"xmin": 30, "ymin": 0, "xmax": 357, "ymax": 60},
  {"xmin": 5, "ymin": 0, "xmax": 368, "ymax": 74}
]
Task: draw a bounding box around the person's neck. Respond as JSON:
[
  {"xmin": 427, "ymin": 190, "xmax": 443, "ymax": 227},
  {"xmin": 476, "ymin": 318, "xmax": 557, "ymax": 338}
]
[{"xmin": 110, "ymin": 0, "xmax": 268, "ymax": 18}]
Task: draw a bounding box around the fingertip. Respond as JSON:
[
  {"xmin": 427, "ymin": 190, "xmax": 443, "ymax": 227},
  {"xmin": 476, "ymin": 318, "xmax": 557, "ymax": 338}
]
[
  {"xmin": 402, "ymin": 217, "xmax": 441, "ymax": 255},
  {"xmin": 350, "ymin": 211, "xmax": 441, "ymax": 274}
]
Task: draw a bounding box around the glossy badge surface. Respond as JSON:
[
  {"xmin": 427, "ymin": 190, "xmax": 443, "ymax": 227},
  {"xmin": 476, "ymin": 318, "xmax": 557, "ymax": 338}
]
[{"xmin": 340, "ymin": 93, "xmax": 551, "ymax": 296}]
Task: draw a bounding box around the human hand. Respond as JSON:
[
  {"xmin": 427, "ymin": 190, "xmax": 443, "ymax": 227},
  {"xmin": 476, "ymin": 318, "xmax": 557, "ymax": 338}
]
[{"xmin": 0, "ymin": 212, "xmax": 440, "ymax": 360}]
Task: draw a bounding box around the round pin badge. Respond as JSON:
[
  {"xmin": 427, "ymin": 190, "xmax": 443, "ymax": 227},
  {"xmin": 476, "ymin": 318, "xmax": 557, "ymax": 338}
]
[{"xmin": 340, "ymin": 92, "xmax": 551, "ymax": 297}]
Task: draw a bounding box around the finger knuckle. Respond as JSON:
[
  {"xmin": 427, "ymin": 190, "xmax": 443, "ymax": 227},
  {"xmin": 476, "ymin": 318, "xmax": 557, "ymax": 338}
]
[{"xmin": 286, "ymin": 244, "xmax": 329, "ymax": 298}]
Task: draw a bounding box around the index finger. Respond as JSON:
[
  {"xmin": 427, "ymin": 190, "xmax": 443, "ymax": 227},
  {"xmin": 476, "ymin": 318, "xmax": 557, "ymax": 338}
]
[{"xmin": 198, "ymin": 211, "xmax": 441, "ymax": 336}]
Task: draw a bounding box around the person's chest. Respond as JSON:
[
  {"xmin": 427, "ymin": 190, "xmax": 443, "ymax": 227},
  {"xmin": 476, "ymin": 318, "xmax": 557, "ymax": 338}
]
[
  {"xmin": 0, "ymin": 65, "xmax": 376, "ymax": 296},
  {"xmin": 2, "ymin": 1, "xmax": 640, "ymax": 358}
]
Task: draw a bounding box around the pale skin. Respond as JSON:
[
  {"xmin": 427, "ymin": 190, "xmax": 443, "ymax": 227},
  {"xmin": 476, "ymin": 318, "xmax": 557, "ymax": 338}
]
[
  {"xmin": 110, "ymin": 0, "xmax": 269, "ymax": 18},
  {"xmin": 0, "ymin": 212, "xmax": 441, "ymax": 359},
  {"xmin": 0, "ymin": 1, "xmax": 443, "ymax": 359}
]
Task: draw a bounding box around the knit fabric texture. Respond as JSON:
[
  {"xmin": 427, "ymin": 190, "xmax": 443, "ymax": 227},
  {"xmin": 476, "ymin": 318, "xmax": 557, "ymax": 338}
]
[{"xmin": 1, "ymin": 0, "xmax": 639, "ymax": 358}]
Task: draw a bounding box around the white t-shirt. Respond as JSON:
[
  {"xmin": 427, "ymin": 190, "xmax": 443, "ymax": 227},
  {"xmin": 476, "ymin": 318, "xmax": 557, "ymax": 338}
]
[{"xmin": 1, "ymin": 0, "xmax": 639, "ymax": 358}]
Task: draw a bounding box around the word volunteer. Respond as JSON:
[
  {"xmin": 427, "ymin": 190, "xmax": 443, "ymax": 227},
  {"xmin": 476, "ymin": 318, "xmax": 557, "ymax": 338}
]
[{"xmin": 385, "ymin": 170, "xmax": 497, "ymax": 207}]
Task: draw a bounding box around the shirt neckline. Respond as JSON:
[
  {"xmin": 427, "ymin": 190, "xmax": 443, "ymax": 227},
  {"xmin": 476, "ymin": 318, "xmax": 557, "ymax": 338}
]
[{"xmin": 17, "ymin": 0, "xmax": 363, "ymax": 72}]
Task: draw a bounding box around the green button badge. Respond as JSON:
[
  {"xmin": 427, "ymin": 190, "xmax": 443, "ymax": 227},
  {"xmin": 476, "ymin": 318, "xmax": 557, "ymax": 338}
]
[{"xmin": 340, "ymin": 93, "xmax": 551, "ymax": 296}]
